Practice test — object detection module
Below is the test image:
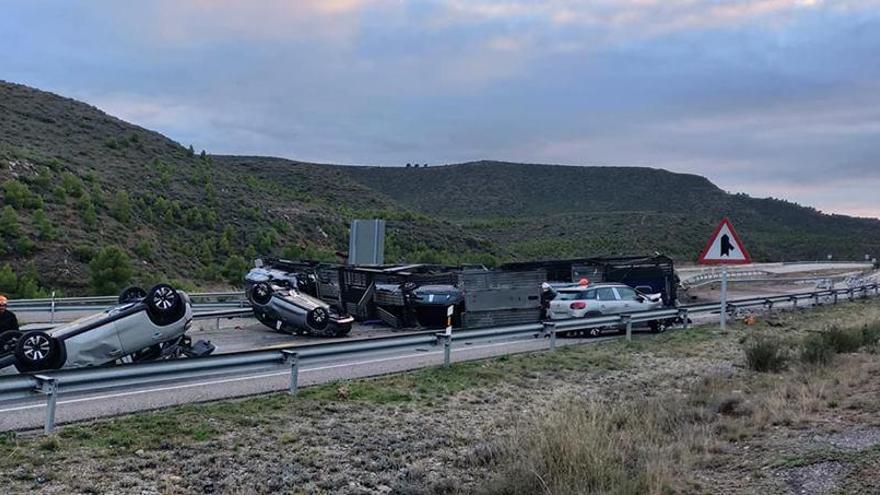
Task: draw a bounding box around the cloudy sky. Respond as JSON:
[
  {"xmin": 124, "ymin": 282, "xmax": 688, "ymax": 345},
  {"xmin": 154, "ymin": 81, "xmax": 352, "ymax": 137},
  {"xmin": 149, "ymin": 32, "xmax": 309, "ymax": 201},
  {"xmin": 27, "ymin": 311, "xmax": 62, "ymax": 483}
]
[{"xmin": 2, "ymin": 0, "xmax": 878, "ymax": 218}]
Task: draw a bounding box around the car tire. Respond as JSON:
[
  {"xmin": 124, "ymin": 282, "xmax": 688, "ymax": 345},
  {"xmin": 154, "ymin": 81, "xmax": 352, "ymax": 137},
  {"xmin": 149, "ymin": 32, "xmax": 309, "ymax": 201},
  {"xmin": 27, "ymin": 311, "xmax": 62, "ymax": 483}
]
[
  {"xmin": 14, "ymin": 331, "xmax": 61, "ymax": 371},
  {"xmin": 588, "ymin": 327, "xmax": 602, "ymax": 338},
  {"xmin": 249, "ymin": 282, "xmax": 274, "ymax": 307},
  {"xmin": 118, "ymin": 286, "xmax": 147, "ymax": 304},
  {"xmin": 0, "ymin": 330, "xmax": 22, "ymax": 356},
  {"xmin": 306, "ymin": 307, "xmax": 330, "ymax": 331},
  {"xmin": 146, "ymin": 284, "xmax": 184, "ymax": 326}
]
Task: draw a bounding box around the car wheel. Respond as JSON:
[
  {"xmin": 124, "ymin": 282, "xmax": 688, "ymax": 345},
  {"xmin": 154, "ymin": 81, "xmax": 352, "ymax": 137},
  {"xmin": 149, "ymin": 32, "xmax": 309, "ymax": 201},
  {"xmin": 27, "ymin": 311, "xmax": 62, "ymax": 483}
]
[
  {"xmin": 307, "ymin": 307, "xmax": 330, "ymax": 331},
  {"xmin": 588, "ymin": 328, "xmax": 602, "ymax": 338},
  {"xmin": 146, "ymin": 284, "xmax": 183, "ymax": 325},
  {"xmin": 250, "ymin": 282, "xmax": 273, "ymax": 306},
  {"xmin": 650, "ymin": 321, "xmax": 667, "ymax": 333},
  {"xmin": 14, "ymin": 331, "xmax": 61, "ymax": 371},
  {"xmin": 118, "ymin": 286, "xmax": 147, "ymax": 304},
  {"xmin": 0, "ymin": 330, "xmax": 22, "ymax": 356}
]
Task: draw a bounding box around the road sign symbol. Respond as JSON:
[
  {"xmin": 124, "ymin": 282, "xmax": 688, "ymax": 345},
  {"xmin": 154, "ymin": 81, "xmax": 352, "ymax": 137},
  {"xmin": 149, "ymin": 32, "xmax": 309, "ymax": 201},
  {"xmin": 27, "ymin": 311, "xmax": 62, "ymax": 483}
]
[{"xmin": 698, "ymin": 218, "xmax": 751, "ymax": 265}]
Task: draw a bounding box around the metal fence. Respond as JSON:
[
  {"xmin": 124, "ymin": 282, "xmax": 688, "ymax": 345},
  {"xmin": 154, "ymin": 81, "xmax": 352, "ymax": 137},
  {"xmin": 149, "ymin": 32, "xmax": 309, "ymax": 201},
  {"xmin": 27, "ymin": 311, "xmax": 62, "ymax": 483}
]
[{"xmin": 1, "ymin": 283, "xmax": 877, "ymax": 434}]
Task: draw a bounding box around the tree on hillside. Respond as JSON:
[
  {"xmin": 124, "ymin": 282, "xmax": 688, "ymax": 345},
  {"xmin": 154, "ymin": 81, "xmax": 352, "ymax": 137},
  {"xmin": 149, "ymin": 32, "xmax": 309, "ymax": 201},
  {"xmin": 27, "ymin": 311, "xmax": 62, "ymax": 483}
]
[
  {"xmin": 89, "ymin": 246, "xmax": 132, "ymax": 295},
  {"xmin": 110, "ymin": 191, "xmax": 132, "ymax": 224},
  {"xmin": 0, "ymin": 205, "xmax": 21, "ymax": 239}
]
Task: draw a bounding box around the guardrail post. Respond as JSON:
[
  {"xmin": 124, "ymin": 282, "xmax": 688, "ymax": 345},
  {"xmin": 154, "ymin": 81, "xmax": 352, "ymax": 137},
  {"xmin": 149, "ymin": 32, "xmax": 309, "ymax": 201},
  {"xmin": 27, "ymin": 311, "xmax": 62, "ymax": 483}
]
[
  {"xmin": 848, "ymin": 289, "xmax": 855, "ymax": 302},
  {"xmin": 216, "ymin": 318, "xmax": 221, "ymax": 331},
  {"xmin": 435, "ymin": 333, "xmax": 452, "ymax": 368},
  {"xmin": 677, "ymin": 309, "xmax": 689, "ymax": 330},
  {"xmin": 49, "ymin": 291, "xmax": 56, "ymax": 324},
  {"xmin": 622, "ymin": 315, "xmax": 633, "ymax": 342},
  {"xmin": 543, "ymin": 322, "xmax": 557, "ymax": 351},
  {"xmin": 34, "ymin": 375, "xmax": 58, "ymax": 435},
  {"xmin": 833, "ymin": 291, "xmax": 839, "ymax": 304},
  {"xmin": 282, "ymin": 350, "xmax": 299, "ymax": 396},
  {"xmin": 813, "ymin": 293, "xmax": 820, "ymax": 307},
  {"xmin": 790, "ymin": 296, "xmax": 798, "ymax": 311}
]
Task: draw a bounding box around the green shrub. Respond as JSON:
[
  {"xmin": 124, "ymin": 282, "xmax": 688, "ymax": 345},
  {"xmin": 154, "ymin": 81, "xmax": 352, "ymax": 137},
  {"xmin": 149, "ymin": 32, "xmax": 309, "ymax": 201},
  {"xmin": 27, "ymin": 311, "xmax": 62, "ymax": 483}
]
[
  {"xmin": 89, "ymin": 246, "xmax": 133, "ymax": 295},
  {"xmin": 61, "ymin": 172, "xmax": 84, "ymax": 197},
  {"xmin": 0, "ymin": 205, "xmax": 22, "ymax": 240},
  {"xmin": 824, "ymin": 326, "xmax": 862, "ymax": 354},
  {"xmin": 800, "ymin": 332, "xmax": 835, "ymax": 366},
  {"xmin": 860, "ymin": 324, "xmax": 880, "ymax": 349},
  {"xmin": 133, "ymin": 240, "xmax": 153, "ymax": 260},
  {"xmin": 221, "ymin": 256, "xmax": 249, "ymax": 286},
  {"xmin": 110, "ymin": 191, "xmax": 131, "ymax": 224},
  {"xmin": 744, "ymin": 336, "xmax": 788, "ymax": 372},
  {"xmin": 3, "ymin": 179, "xmax": 40, "ymax": 208}
]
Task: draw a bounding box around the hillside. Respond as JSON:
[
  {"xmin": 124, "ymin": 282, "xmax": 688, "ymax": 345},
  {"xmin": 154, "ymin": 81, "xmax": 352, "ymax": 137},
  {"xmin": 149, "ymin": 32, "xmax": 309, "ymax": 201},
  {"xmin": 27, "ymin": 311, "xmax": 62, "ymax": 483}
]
[
  {"xmin": 0, "ymin": 81, "xmax": 498, "ymax": 296},
  {"xmin": 340, "ymin": 162, "xmax": 880, "ymax": 261},
  {"xmin": 1, "ymin": 80, "xmax": 878, "ymax": 295}
]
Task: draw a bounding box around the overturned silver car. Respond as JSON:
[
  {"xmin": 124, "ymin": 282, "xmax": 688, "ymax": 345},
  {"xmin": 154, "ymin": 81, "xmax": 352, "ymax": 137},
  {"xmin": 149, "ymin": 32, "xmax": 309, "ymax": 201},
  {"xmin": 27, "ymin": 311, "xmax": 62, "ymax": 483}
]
[
  {"xmin": 0, "ymin": 284, "xmax": 214, "ymax": 372},
  {"xmin": 246, "ymin": 267, "xmax": 354, "ymax": 337}
]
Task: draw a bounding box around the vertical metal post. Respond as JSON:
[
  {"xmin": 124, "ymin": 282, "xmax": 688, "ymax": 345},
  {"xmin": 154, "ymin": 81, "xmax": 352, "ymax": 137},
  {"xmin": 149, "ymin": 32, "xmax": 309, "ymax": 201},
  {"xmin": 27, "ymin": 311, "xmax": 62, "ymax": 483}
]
[
  {"xmin": 443, "ymin": 334, "xmax": 451, "ymax": 368},
  {"xmin": 720, "ymin": 266, "xmax": 728, "ymax": 331},
  {"xmin": 813, "ymin": 293, "xmax": 819, "ymax": 307},
  {"xmin": 50, "ymin": 291, "xmax": 56, "ymax": 324},
  {"xmin": 791, "ymin": 296, "xmax": 798, "ymax": 311},
  {"xmin": 833, "ymin": 291, "xmax": 839, "ymax": 304},
  {"xmin": 678, "ymin": 309, "xmax": 689, "ymax": 330},
  {"xmin": 35, "ymin": 375, "xmax": 57, "ymax": 435},
  {"xmin": 543, "ymin": 322, "xmax": 557, "ymax": 351},
  {"xmin": 215, "ymin": 318, "xmax": 221, "ymax": 331},
  {"xmin": 623, "ymin": 315, "xmax": 633, "ymax": 342},
  {"xmin": 282, "ymin": 350, "xmax": 299, "ymax": 396},
  {"xmin": 848, "ymin": 289, "xmax": 854, "ymax": 301}
]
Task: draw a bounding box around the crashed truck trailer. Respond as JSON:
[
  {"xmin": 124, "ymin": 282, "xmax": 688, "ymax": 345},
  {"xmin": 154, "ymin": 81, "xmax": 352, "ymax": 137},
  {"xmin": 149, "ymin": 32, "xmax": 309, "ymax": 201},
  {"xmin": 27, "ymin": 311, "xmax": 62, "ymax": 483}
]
[{"xmin": 251, "ymin": 255, "xmax": 675, "ymax": 331}]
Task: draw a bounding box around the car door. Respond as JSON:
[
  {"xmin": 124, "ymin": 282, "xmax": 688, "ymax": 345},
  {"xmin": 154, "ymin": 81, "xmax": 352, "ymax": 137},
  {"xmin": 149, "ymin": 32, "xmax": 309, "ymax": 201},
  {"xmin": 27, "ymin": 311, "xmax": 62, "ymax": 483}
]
[
  {"xmin": 613, "ymin": 286, "xmax": 641, "ymax": 313},
  {"xmin": 595, "ymin": 287, "xmax": 620, "ymax": 314}
]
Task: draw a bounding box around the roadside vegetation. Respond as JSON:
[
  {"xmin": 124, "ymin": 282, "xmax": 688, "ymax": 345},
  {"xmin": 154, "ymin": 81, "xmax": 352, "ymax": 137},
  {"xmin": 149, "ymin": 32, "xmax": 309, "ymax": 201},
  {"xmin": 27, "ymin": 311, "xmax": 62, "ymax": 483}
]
[{"xmin": 2, "ymin": 300, "xmax": 880, "ymax": 493}]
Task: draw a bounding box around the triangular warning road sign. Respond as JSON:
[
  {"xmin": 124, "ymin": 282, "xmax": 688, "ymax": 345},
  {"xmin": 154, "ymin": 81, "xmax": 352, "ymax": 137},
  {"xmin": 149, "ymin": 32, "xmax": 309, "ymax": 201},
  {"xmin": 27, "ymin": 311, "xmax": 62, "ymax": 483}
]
[{"xmin": 698, "ymin": 218, "xmax": 751, "ymax": 265}]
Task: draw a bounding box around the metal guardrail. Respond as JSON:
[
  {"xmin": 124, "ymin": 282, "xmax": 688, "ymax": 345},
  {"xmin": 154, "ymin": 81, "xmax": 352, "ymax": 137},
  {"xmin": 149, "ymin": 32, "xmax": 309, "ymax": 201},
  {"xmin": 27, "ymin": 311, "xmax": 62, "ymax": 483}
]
[{"xmin": 1, "ymin": 283, "xmax": 878, "ymax": 434}]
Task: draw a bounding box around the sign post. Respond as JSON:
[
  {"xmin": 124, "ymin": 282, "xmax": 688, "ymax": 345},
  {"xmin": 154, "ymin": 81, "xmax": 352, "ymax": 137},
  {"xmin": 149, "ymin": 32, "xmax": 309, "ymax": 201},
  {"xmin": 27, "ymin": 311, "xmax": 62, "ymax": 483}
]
[{"xmin": 698, "ymin": 218, "xmax": 751, "ymax": 330}]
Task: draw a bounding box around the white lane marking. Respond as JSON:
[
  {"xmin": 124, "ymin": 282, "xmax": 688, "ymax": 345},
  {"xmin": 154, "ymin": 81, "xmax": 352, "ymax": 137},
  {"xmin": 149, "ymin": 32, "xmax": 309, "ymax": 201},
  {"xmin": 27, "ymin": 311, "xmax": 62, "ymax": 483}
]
[{"xmin": 0, "ymin": 337, "xmax": 564, "ymax": 414}]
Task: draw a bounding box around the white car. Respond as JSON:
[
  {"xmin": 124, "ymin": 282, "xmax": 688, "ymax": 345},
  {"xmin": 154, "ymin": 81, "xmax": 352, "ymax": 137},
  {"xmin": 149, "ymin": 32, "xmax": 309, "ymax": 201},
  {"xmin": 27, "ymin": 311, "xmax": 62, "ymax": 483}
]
[
  {"xmin": 3, "ymin": 284, "xmax": 213, "ymax": 372},
  {"xmin": 547, "ymin": 283, "xmax": 666, "ymax": 336}
]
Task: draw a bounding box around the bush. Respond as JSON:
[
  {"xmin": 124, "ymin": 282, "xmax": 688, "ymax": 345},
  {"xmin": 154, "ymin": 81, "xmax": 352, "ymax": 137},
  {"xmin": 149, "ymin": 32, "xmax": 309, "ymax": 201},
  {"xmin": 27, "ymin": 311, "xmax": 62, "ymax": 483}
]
[
  {"xmin": 110, "ymin": 191, "xmax": 131, "ymax": 224},
  {"xmin": 861, "ymin": 324, "xmax": 880, "ymax": 349},
  {"xmin": 800, "ymin": 332, "xmax": 835, "ymax": 366},
  {"xmin": 0, "ymin": 205, "xmax": 21, "ymax": 239},
  {"xmin": 744, "ymin": 336, "xmax": 788, "ymax": 372},
  {"xmin": 221, "ymin": 256, "xmax": 249, "ymax": 286},
  {"xmin": 824, "ymin": 326, "xmax": 862, "ymax": 354},
  {"xmin": 133, "ymin": 240, "xmax": 153, "ymax": 260},
  {"xmin": 89, "ymin": 246, "xmax": 133, "ymax": 295}
]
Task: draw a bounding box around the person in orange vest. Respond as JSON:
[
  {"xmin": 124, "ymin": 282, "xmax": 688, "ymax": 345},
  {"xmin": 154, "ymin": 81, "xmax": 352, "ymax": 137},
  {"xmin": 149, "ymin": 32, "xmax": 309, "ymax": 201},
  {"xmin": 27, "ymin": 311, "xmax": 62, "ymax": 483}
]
[{"xmin": 0, "ymin": 295, "xmax": 19, "ymax": 333}]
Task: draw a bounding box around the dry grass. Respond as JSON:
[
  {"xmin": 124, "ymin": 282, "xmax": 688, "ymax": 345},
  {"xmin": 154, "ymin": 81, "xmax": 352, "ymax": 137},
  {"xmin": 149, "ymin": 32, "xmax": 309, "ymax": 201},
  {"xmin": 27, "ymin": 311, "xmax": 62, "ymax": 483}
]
[{"xmin": 479, "ymin": 311, "xmax": 880, "ymax": 494}]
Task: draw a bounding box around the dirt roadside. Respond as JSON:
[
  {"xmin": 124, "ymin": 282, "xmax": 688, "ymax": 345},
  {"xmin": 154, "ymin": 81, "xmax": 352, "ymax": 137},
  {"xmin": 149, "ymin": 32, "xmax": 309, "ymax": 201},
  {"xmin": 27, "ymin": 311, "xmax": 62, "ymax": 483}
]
[{"xmin": 1, "ymin": 299, "xmax": 880, "ymax": 494}]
